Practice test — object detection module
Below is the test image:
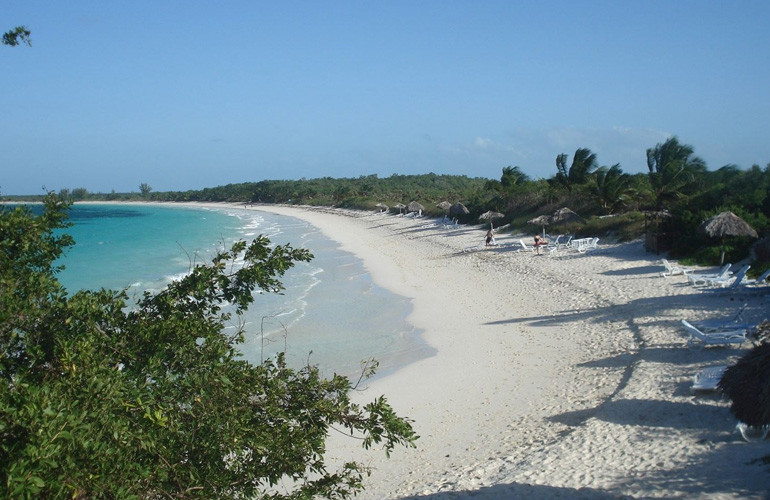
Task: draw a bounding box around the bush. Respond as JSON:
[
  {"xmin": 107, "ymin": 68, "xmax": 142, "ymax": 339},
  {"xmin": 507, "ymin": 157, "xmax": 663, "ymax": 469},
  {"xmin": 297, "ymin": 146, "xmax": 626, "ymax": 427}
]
[{"xmin": 0, "ymin": 195, "xmax": 417, "ymax": 499}]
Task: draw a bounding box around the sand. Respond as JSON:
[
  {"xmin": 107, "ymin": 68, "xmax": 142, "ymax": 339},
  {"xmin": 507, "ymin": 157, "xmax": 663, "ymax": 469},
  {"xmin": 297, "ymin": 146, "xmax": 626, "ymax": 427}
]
[
  {"xmin": 238, "ymin": 204, "xmax": 770, "ymax": 500},
  {"xmin": 77, "ymin": 201, "xmax": 769, "ymax": 498}
]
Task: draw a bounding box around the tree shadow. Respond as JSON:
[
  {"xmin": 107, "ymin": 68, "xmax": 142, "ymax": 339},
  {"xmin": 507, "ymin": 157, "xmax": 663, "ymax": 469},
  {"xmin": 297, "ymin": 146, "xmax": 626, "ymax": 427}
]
[
  {"xmin": 536, "ymin": 398, "xmax": 770, "ymax": 497},
  {"xmin": 548, "ymin": 398, "xmax": 730, "ymax": 430},
  {"xmin": 601, "ymin": 264, "xmax": 663, "ymax": 276},
  {"xmin": 483, "ymin": 293, "xmax": 766, "ymax": 330},
  {"xmin": 395, "ymin": 482, "xmax": 634, "ymax": 499},
  {"xmin": 579, "ymin": 345, "xmax": 746, "ymax": 370}
]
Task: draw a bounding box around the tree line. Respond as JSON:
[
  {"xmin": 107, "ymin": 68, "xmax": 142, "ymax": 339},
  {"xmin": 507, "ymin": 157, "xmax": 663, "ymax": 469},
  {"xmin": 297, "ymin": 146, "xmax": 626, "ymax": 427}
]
[{"xmin": 30, "ymin": 136, "xmax": 769, "ymax": 267}]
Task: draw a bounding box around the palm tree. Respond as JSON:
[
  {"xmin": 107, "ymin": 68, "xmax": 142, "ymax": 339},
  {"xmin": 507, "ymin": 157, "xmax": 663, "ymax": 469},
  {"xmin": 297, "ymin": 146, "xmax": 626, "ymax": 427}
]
[
  {"xmin": 500, "ymin": 166, "xmax": 530, "ymax": 190},
  {"xmin": 592, "ymin": 164, "xmax": 630, "ymax": 214},
  {"xmin": 646, "ymin": 137, "xmax": 706, "ymax": 210},
  {"xmin": 554, "ymin": 148, "xmax": 598, "ymax": 193}
]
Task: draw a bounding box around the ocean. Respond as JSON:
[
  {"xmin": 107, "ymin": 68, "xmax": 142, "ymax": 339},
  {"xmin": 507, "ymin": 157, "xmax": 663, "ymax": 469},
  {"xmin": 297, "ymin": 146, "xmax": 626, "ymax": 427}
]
[{"xmin": 45, "ymin": 203, "xmax": 430, "ymax": 380}]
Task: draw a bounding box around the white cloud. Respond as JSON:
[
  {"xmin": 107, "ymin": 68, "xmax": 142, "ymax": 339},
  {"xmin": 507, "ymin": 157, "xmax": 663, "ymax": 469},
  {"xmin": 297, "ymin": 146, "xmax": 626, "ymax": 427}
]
[{"xmin": 474, "ymin": 137, "xmax": 493, "ymax": 148}]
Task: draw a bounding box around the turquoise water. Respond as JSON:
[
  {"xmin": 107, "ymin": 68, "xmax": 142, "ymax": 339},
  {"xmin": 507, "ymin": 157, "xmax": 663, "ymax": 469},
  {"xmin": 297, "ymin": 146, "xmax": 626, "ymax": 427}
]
[{"xmin": 48, "ymin": 203, "xmax": 431, "ymax": 379}]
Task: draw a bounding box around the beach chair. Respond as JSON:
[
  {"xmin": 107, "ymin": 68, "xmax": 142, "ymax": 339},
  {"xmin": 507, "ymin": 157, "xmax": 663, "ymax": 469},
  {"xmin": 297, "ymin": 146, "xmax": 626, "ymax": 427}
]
[
  {"xmin": 736, "ymin": 422, "xmax": 770, "ymax": 442},
  {"xmin": 731, "ymin": 269, "xmax": 770, "ymax": 293},
  {"xmin": 746, "ymin": 268, "xmax": 770, "ymax": 285},
  {"xmin": 660, "ymin": 258, "xmax": 693, "ymax": 277},
  {"xmin": 565, "ymin": 237, "xmax": 582, "ymax": 252},
  {"xmin": 687, "ymin": 263, "xmax": 733, "ymax": 286},
  {"xmin": 549, "ymin": 235, "xmax": 571, "ymax": 251},
  {"xmin": 516, "ymin": 239, "xmax": 536, "ymax": 253},
  {"xmin": 688, "ymin": 303, "xmax": 752, "ymax": 332},
  {"xmin": 570, "ymin": 237, "xmax": 599, "ymax": 253},
  {"xmin": 692, "ymin": 365, "xmax": 727, "ymax": 392},
  {"xmin": 680, "ymin": 320, "xmax": 748, "ymax": 349},
  {"xmin": 699, "ymin": 264, "xmax": 750, "ymax": 289}
]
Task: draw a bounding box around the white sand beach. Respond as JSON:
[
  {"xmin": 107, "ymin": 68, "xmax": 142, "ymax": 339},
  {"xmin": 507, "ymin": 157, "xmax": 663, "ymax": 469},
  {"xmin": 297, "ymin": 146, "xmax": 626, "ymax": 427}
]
[{"xmin": 242, "ymin": 204, "xmax": 769, "ymax": 500}]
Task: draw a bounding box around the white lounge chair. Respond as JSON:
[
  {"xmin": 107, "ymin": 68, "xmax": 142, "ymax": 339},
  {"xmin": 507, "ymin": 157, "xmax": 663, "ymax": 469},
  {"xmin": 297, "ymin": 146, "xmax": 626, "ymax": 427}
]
[
  {"xmin": 692, "ymin": 365, "xmax": 727, "ymax": 392},
  {"xmin": 688, "ymin": 303, "xmax": 752, "ymax": 332},
  {"xmin": 660, "ymin": 258, "xmax": 693, "ymax": 277},
  {"xmin": 680, "ymin": 320, "xmax": 748, "ymax": 349},
  {"xmin": 545, "ymin": 235, "xmax": 563, "ymax": 252},
  {"xmin": 736, "ymin": 269, "xmax": 770, "ymax": 292},
  {"xmin": 736, "ymin": 422, "xmax": 770, "ymax": 442},
  {"xmin": 516, "ymin": 239, "xmax": 536, "ymax": 253},
  {"xmin": 687, "ymin": 263, "xmax": 733, "ymax": 286},
  {"xmin": 566, "ymin": 237, "xmax": 599, "ymax": 253},
  {"xmin": 566, "ymin": 238, "xmax": 583, "ymax": 251},
  {"xmin": 700, "ymin": 264, "xmax": 750, "ymax": 289},
  {"xmin": 556, "ymin": 235, "xmax": 573, "ymax": 250}
]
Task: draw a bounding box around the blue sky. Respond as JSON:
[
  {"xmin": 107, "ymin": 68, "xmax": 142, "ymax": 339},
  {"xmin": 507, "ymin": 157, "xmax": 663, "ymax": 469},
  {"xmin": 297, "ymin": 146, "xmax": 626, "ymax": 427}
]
[{"xmin": 2, "ymin": 1, "xmax": 770, "ymax": 195}]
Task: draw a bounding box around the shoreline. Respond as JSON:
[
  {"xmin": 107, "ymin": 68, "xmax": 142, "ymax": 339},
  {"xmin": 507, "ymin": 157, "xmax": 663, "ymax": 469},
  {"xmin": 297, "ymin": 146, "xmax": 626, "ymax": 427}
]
[
  {"xmin": 74, "ymin": 201, "xmax": 769, "ymax": 498},
  {"xmin": 242, "ymin": 204, "xmax": 770, "ymax": 499}
]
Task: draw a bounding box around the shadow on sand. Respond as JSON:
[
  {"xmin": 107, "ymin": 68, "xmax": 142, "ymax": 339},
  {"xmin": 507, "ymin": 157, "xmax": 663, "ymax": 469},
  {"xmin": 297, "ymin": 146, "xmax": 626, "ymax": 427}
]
[{"xmin": 395, "ymin": 482, "xmax": 634, "ymax": 499}]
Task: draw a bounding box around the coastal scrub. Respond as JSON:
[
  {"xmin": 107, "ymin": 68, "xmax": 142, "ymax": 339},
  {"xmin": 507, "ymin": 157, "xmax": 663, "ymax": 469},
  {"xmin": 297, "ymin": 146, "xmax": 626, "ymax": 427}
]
[{"xmin": 0, "ymin": 194, "xmax": 417, "ymax": 499}]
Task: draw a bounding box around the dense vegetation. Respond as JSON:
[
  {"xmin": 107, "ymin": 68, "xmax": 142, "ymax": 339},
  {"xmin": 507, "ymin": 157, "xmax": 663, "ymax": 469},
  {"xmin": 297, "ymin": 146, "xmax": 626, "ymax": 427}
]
[
  {"xmin": 0, "ymin": 195, "xmax": 417, "ymax": 498},
  {"xmin": 11, "ymin": 136, "xmax": 770, "ymax": 271}
]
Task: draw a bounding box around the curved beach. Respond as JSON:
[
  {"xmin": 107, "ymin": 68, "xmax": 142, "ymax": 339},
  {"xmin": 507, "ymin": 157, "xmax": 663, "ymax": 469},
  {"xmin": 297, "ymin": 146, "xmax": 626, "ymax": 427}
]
[{"xmin": 246, "ymin": 204, "xmax": 767, "ymax": 499}]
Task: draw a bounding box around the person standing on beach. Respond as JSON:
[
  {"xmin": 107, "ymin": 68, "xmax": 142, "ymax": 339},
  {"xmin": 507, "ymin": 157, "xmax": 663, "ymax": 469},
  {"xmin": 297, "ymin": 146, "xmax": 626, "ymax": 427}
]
[
  {"xmin": 534, "ymin": 234, "xmax": 546, "ymax": 254},
  {"xmin": 486, "ymin": 229, "xmax": 494, "ymax": 246}
]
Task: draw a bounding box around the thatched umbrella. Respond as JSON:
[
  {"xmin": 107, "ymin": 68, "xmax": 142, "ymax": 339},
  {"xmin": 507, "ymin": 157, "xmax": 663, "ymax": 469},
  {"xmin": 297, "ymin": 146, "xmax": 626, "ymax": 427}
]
[
  {"xmin": 718, "ymin": 343, "xmax": 770, "ymax": 428},
  {"xmin": 407, "ymin": 201, "xmax": 424, "ymax": 214},
  {"xmin": 449, "ymin": 202, "xmax": 469, "ymax": 217},
  {"xmin": 550, "ymin": 207, "xmax": 584, "ymax": 226},
  {"xmin": 436, "ymin": 201, "xmax": 451, "ymax": 220},
  {"xmin": 479, "ymin": 210, "xmax": 504, "ymax": 229},
  {"xmin": 528, "ymin": 214, "xmax": 551, "ymax": 238},
  {"xmin": 375, "ymin": 202, "xmax": 388, "ymax": 213},
  {"xmin": 700, "ymin": 211, "xmax": 759, "ymax": 264},
  {"xmin": 393, "ymin": 203, "xmax": 406, "ymax": 215}
]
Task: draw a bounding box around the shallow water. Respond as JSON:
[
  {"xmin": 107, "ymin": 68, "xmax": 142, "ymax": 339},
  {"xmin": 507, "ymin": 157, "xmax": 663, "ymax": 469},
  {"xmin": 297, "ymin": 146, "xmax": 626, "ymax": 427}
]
[{"xmin": 47, "ymin": 203, "xmax": 431, "ymax": 379}]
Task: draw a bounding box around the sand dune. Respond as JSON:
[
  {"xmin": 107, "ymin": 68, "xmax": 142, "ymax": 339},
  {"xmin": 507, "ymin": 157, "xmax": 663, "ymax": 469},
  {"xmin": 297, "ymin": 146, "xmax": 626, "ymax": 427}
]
[{"xmin": 242, "ymin": 204, "xmax": 768, "ymax": 499}]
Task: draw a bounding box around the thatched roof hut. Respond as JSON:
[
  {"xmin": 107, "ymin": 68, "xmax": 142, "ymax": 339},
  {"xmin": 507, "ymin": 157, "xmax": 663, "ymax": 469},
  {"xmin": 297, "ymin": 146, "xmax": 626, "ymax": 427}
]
[
  {"xmin": 550, "ymin": 207, "xmax": 584, "ymax": 225},
  {"xmin": 718, "ymin": 343, "xmax": 770, "ymax": 427},
  {"xmin": 449, "ymin": 202, "xmax": 469, "ymax": 217},
  {"xmin": 407, "ymin": 201, "xmax": 424, "ymax": 213},
  {"xmin": 700, "ymin": 211, "xmax": 758, "ymax": 239},
  {"xmin": 528, "ymin": 215, "xmax": 551, "ymax": 237},
  {"xmin": 700, "ymin": 211, "xmax": 758, "ymax": 264}
]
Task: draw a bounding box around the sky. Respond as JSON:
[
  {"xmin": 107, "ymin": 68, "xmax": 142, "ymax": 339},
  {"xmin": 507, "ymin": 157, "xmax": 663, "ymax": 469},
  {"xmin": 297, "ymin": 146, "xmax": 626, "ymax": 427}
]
[{"xmin": 2, "ymin": 1, "xmax": 770, "ymax": 195}]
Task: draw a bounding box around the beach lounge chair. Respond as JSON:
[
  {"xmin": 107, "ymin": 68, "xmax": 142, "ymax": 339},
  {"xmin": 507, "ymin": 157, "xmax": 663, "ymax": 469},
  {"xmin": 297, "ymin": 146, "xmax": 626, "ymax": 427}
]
[
  {"xmin": 736, "ymin": 422, "xmax": 770, "ymax": 442},
  {"xmin": 660, "ymin": 258, "xmax": 693, "ymax": 277},
  {"xmin": 733, "ymin": 269, "xmax": 770, "ymax": 293},
  {"xmin": 699, "ymin": 264, "xmax": 750, "ymax": 289},
  {"xmin": 554, "ymin": 235, "xmax": 573, "ymax": 250},
  {"xmin": 745, "ymin": 268, "xmax": 770, "ymax": 285},
  {"xmin": 688, "ymin": 303, "xmax": 752, "ymax": 332},
  {"xmin": 687, "ymin": 263, "xmax": 733, "ymax": 286},
  {"xmin": 680, "ymin": 320, "xmax": 748, "ymax": 349},
  {"xmin": 692, "ymin": 365, "xmax": 727, "ymax": 392},
  {"xmin": 516, "ymin": 239, "xmax": 536, "ymax": 253},
  {"xmin": 566, "ymin": 238, "xmax": 582, "ymax": 251},
  {"xmin": 564, "ymin": 237, "xmax": 599, "ymax": 253}
]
